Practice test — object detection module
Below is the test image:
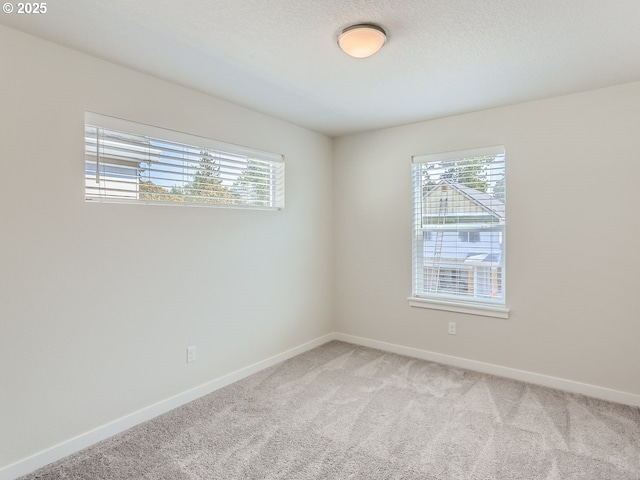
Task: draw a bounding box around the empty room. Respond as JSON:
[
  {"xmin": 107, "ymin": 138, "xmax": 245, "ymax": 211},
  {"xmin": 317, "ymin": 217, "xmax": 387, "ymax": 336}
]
[{"xmin": 1, "ymin": 1, "xmax": 639, "ymax": 479}]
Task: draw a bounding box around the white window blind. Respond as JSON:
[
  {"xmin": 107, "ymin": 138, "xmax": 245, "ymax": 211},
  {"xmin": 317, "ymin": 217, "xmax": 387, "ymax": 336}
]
[
  {"xmin": 411, "ymin": 146, "xmax": 506, "ymax": 308},
  {"xmin": 84, "ymin": 113, "xmax": 284, "ymax": 210}
]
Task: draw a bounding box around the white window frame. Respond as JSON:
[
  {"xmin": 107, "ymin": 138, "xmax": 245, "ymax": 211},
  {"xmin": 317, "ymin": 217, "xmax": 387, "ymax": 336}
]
[
  {"xmin": 84, "ymin": 112, "xmax": 284, "ymax": 210},
  {"xmin": 408, "ymin": 145, "xmax": 509, "ymax": 319}
]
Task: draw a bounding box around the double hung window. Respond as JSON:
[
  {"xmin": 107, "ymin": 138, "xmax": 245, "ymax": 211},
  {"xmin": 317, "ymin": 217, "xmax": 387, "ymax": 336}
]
[{"xmin": 410, "ymin": 146, "xmax": 507, "ymax": 317}]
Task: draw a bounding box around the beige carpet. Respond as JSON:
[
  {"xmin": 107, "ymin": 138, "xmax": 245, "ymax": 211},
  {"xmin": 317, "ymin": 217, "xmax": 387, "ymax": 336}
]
[{"xmin": 21, "ymin": 341, "xmax": 640, "ymax": 479}]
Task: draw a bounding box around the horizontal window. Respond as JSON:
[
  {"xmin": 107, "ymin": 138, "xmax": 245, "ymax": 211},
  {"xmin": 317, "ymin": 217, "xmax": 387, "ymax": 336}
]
[
  {"xmin": 84, "ymin": 113, "xmax": 284, "ymax": 210},
  {"xmin": 411, "ymin": 145, "xmax": 506, "ymax": 314}
]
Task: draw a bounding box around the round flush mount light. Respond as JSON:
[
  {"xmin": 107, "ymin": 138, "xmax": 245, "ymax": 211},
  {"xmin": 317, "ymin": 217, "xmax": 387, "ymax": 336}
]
[{"xmin": 338, "ymin": 24, "xmax": 386, "ymax": 58}]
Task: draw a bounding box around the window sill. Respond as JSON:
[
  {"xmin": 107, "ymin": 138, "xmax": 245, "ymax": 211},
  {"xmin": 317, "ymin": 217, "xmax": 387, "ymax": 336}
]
[{"xmin": 408, "ymin": 296, "xmax": 510, "ymax": 319}]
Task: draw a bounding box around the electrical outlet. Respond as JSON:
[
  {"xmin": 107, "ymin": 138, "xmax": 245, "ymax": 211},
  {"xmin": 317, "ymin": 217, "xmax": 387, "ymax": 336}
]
[
  {"xmin": 187, "ymin": 346, "xmax": 197, "ymax": 363},
  {"xmin": 448, "ymin": 322, "xmax": 456, "ymax": 335}
]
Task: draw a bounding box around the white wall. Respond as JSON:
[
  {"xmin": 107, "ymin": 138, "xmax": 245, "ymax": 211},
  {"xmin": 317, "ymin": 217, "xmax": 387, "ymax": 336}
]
[
  {"xmin": 2, "ymin": 19, "xmax": 640, "ymax": 475},
  {"xmin": 334, "ymin": 82, "xmax": 640, "ymax": 397},
  {"xmin": 0, "ymin": 25, "xmax": 333, "ymax": 469}
]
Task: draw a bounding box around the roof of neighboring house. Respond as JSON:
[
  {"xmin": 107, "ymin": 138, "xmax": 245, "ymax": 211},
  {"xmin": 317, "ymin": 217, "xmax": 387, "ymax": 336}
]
[{"xmin": 425, "ymin": 179, "xmax": 505, "ymax": 220}]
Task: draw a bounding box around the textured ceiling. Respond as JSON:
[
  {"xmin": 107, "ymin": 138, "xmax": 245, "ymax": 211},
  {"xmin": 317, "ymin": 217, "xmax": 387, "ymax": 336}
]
[{"xmin": 2, "ymin": 0, "xmax": 640, "ymax": 137}]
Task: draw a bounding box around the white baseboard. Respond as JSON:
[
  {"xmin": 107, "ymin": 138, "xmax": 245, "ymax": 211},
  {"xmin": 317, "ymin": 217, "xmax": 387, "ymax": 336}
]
[
  {"xmin": 0, "ymin": 333, "xmax": 336, "ymax": 480},
  {"xmin": 4, "ymin": 331, "xmax": 638, "ymax": 479},
  {"xmin": 334, "ymin": 332, "xmax": 640, "ymax": 408}
]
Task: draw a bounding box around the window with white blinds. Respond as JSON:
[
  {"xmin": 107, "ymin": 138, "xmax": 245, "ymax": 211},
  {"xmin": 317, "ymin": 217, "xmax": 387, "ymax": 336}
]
[
  {"xmin": 411, "ymin": 146, "xmax": 507, "ymax": 314},
  {"xmin": 85, "ymin": 113, "xmax": 284, "ymax": 210}
]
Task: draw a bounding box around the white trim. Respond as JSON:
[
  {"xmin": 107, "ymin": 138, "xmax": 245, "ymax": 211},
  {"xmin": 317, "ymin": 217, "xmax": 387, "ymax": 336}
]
[
  {"xmin": 334, "ymin": 333, "xmax": 640, "ymax": 407},
  {"xmin": 5, "ymin": 330, "xmax": 639, "ymax": 480},
  {"xmin": 85, "ymin": 196, "xmax": 281, "ymax": 211},
  {"xmin": 0, "ymin": 333, "xmax": 336, "ymax": 480},
  {"xmin": 408, "ymin": 296, "xmax": 510, "ymax": 319}
]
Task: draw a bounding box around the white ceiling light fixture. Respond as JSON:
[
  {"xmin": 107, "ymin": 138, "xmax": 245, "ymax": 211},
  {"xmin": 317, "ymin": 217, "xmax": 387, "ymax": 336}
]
[{"xmin": 338, "ymin": 24, "xmax": 387, "ymax": 58}]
